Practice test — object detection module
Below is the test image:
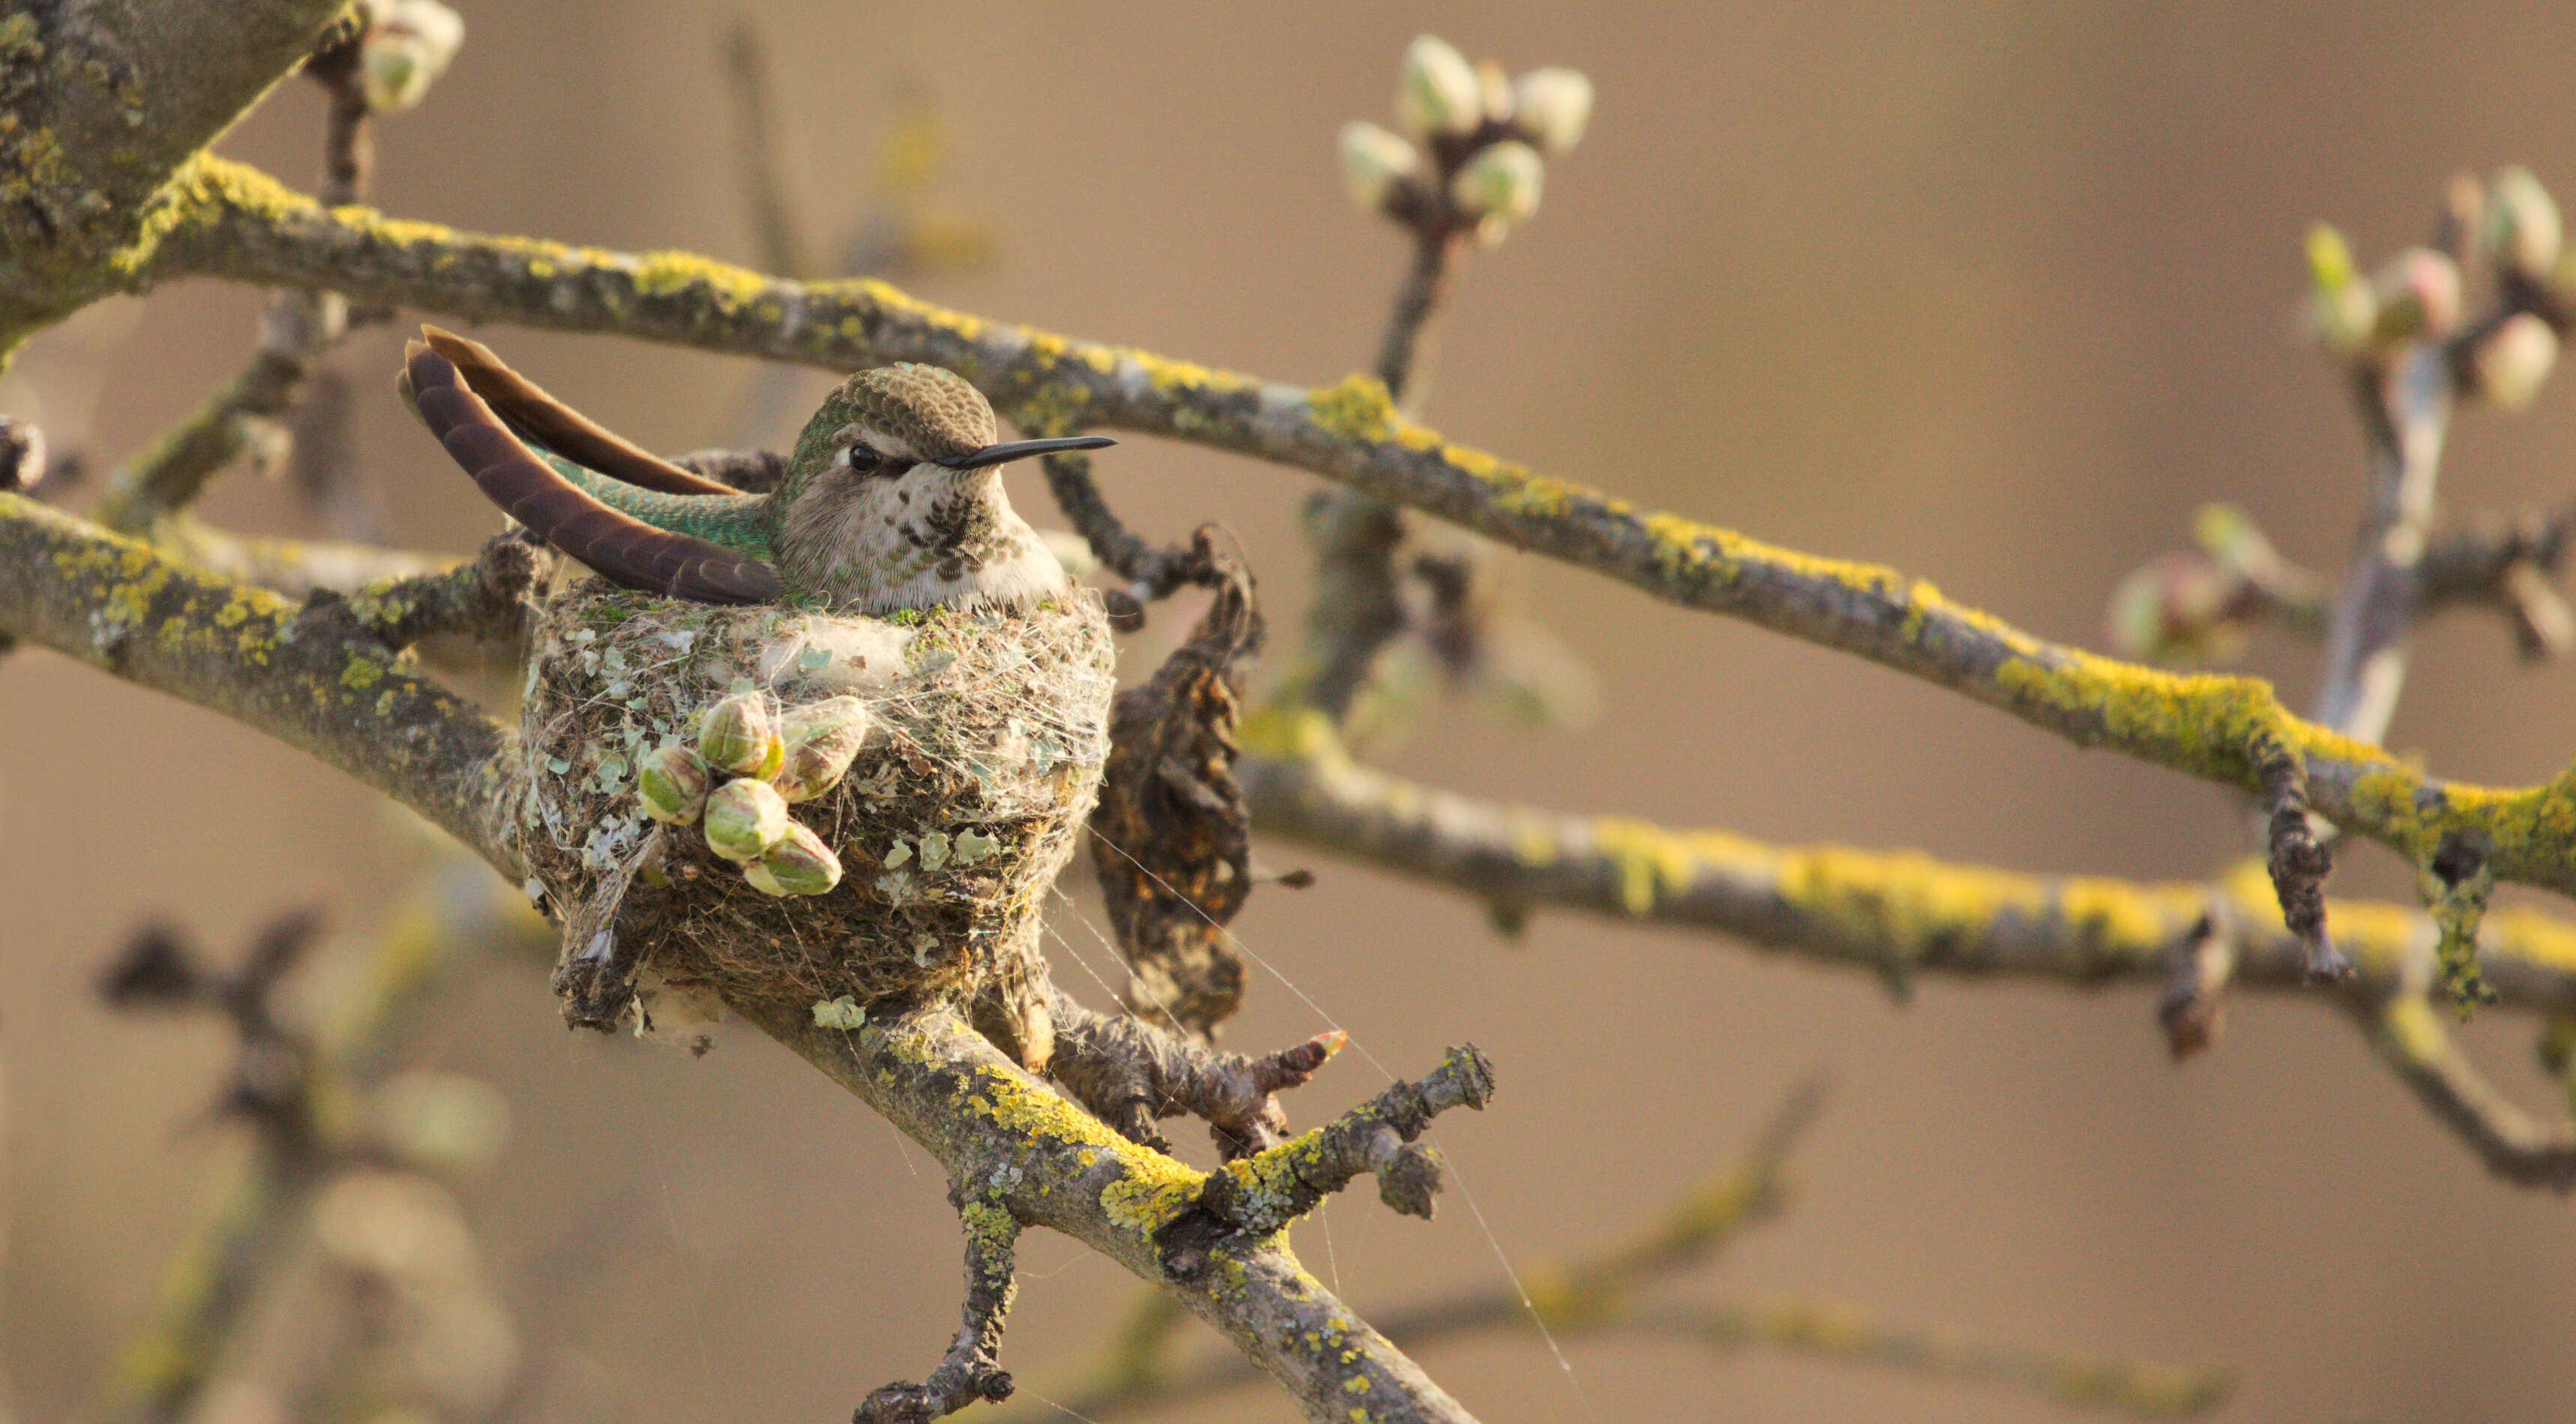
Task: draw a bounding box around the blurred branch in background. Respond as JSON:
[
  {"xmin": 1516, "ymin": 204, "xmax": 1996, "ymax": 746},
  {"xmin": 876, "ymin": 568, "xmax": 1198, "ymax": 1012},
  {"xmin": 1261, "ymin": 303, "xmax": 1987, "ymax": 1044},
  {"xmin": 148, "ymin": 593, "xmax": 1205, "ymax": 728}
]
[
  {"xmin": 88, "ymin": 850, "xmax": 547, "ymax": 1424},
  {"xmin": 1016, "ymin": 1079, "xmax": 2232, "ymax": 1422}
]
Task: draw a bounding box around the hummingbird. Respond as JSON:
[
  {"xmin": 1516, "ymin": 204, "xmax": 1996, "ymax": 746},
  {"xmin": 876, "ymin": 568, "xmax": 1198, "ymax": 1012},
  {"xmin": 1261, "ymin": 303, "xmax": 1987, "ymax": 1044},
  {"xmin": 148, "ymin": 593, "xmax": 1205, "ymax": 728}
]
[{"xmin": 400, "ymin": 326, "xmax": 1115, "ymax": 611}]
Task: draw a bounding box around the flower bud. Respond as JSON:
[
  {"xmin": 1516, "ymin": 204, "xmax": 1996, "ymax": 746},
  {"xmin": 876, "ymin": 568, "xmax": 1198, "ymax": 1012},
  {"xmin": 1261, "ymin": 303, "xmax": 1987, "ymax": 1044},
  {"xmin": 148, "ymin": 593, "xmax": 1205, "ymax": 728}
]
[
  {"xmin": 1396, "ymin": 34, "xmax": 1483, "ymax": 138},
  {"xmin": 703, "ymin": 778, "xmax": 790, "ymax": 863},
  {"xmin": 697, "ymin": 691, "xmax": 783, "ymax": 778},
  {"xmin": 1451, "ymin": 140, "xmax": 1544, "ymax": 226},
  {"xmin": 637, "ymin": 744, "xmax": 711, "ymax": 825},
  {"xmin": 2302, "ymin": 223, "xmax": 2374, "ymax": 356},
  {"xmin": 2367, "ymin": 247, "xmax": 2461, "ymax": 343},
  {"xmin": 1511, "ymin": 67, "xmax": 1594, "ymax": 154},
  {"xmin": 1339, "ymin": 121, "xmax": 1420, "ymax": 215},
  {"xmin": 2106, "ymin": 550, "xmax": 2245, "ymax": 664},
  {"xmin": 1477, "ymin": 59, "xmax": 1513, "ymax": 125},
  {"xmin": 773, "ymin": 696, "xmax": 871, "ymax": 801},
  {"xmin": 358, "ymin": 0, "xmax": 464, "ymax": 113},
  {"xmin": 2488, "ymin": 166, "xmax": 2563, "ymax": 280},
  {"xmin": 2470, "ymin": 312, "xmax": 2560, "ymax": 410},
  {"xmin": 744, "ymin": 822, "xmax": 842, "ymax": 898}
]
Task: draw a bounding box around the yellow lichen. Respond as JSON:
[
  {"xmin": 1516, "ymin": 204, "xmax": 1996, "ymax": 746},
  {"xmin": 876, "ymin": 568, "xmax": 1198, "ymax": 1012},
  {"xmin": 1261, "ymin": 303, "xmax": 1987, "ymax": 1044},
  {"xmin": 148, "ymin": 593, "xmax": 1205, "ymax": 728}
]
[{"xmin": 1306, "ymin": 374, "xmax": 1395, "ymax": 445}]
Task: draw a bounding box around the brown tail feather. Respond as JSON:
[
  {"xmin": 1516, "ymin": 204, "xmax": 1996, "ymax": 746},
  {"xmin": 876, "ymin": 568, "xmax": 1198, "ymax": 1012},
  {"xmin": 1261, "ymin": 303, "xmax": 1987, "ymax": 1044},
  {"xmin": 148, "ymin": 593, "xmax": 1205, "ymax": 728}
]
[
  {"xmin": 406, "ymin": 343, "xmax": 784, "ymax": 606},
  {"xmin": 415, "ymin": 325, "xmax": 743, "ymax": 497}
]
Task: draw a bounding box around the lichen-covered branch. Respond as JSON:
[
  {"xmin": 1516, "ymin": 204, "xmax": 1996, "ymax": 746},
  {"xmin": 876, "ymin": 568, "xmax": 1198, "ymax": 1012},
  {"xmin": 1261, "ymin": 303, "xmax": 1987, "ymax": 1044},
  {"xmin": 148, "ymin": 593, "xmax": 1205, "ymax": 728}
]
[
  {"xmin": 1048, "ymin": 989, "xmax": 1343, "ymax": 1155},
  {"xmin": 0, "ymin": 493, "xmax": 520, "ymax": 877},
  {"xmin": 1018, "ymin": 1077, "xmax": 2230, "ymax": 1423},
  {"xmin": 745, "ymin": 1000, "xmax": 1483, "ymax": 1424},
  {"xmin": 92, "ymin": 18, "xmax": 379, "ymax": 536},
  {"xmin": 1235, "ymin": 713, "xmax": 2576, "ymax": 1013},
  {"xmin": 138, "ymin": 162, "xmax": 2576, "ymax": 897},
  {"xmin": 0, "ymin": 0, "xmax": 349, "ymax": 348},
  {"xmin": 1631, "ymin": 1297, "xmax": 2233, "ymax": 1417},
  {"xmin": 153, "ymin": 521, "xmax": 460, "ymax": 602},
  {"xmin": 856, "ymin": 1196, "xmax": 1021, "ymax": 1424}
]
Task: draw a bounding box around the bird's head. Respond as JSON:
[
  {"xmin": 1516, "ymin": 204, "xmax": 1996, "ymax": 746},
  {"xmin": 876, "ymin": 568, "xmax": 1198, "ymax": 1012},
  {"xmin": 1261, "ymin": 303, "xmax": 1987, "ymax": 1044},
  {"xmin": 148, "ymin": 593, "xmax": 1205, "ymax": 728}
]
[{"xmin": 779, "ymin": 362, "xmax": 1111, "ymax": 508}]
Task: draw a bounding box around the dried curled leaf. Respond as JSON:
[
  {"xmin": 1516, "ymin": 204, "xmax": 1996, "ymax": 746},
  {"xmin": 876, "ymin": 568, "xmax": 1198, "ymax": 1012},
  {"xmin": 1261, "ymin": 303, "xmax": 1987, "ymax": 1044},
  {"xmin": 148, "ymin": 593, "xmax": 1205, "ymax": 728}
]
[{"xmin": 1089, "ymin": 535, "xmax": 1264, "ymax": 1042}]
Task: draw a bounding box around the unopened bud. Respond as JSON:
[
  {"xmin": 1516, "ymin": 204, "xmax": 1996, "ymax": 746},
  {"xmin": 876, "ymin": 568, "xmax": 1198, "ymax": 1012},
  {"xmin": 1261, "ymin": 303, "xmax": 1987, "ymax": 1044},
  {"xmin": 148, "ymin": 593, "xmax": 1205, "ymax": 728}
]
[
  {"xmin": 2470, "ymin": 312, "xmax": 2560, "ymax": 410},
  {"xmin": 1396, "ymin": 34, "xmax": 1483, "ymax": 138},
  {"xmin": 697, "ymin": 691, "xmax": 782, "ymax": 778},
  {"xmin": 1476, "ymin": 59, "xmax": 1513, "ymax": 124},
  {"xmin": 703, "ymin": 778, "xmax": 790, "ymax": 863},
  {"xmin": 358, "ymin": 0, "xmax": 464, "ymax": 113},
  {"xmin": 2488, "ymin": 166, "xmax": 2563, "ymax": 280},
  {"xmin": 774, "ymin": 696, "xmax": 871, "ymax": 802},
  {"xmin": 2368, "ymin": 247, "xmax": 2462, "ymax": 343},
  {"xmin": 1452, "ymin": 139, "xmax": 1543, "ymax": 226},
  {"xmin": 1338, "ymin": 121, "xmax": 1420, "ymax": 215},
  {"xmin": 2303, "ymin": 223, "xmax": 2374, "ymax": 355},
  {"xmin": 1511, "ymin": 67, "xmax": 1594, "ymax": 154},
  {"xmin": 2107, "ymin": 550, "xmax": 2245, "ymax": 664},
  {"xmin": 637, "ymin": 744, "xmax": 711, "ymax": 825},
  {"xmin": 744, "ymin": 822, "xmax": 842, "ymax": 898}
]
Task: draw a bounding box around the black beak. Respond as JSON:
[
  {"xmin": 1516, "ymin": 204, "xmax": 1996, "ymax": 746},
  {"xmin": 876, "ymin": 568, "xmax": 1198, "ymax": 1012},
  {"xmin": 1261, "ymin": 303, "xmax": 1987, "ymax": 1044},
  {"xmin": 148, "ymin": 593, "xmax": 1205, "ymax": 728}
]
[{"xmin": 933, "ymin": 435, "xmax": 1117, "ymax": 472}]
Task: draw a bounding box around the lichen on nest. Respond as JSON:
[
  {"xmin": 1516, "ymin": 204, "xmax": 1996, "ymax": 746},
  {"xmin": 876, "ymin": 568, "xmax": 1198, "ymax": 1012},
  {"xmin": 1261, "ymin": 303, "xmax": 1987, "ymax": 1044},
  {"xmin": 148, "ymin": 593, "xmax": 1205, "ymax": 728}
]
[{"xmin": 513, "ymin": 580, "xmax": 1116, "ymax": 1067}]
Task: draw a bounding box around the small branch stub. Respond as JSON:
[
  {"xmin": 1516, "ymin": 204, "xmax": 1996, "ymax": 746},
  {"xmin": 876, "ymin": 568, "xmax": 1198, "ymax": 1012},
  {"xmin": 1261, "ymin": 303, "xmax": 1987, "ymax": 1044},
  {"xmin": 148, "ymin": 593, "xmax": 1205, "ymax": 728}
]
[
  {"xmin": 2254, "ymin": 734, "xmax": 2349, "ymax": 982},
  {"xmin": 1160, "ymin": 1043, "xmax": 1497, "ymax": 1280}
]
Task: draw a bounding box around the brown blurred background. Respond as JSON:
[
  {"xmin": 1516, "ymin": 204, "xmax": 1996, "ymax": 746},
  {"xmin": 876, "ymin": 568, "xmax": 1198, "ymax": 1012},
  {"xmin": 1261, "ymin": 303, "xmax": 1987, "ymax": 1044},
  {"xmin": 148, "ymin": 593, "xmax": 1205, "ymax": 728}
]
[{"xmin": 8, "ymin": 2, "xmax": 2576, "ymax": 1420}]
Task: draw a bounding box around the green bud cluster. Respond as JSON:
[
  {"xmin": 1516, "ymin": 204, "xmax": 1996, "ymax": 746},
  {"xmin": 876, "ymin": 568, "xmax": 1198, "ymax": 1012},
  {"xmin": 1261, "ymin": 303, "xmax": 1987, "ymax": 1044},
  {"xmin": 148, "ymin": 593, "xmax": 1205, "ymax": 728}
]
[
  {"xmin": 2104, "ymin": 504, "xmax": 2322, "ymax": 667},
  {"xmin": 1339, "ymin": 34, "xmax": 1593, "ymax": 247},
  {"xmin": 2305, "ymin": 168, "xmax": 2573, "ymax": 412},
  {"xmin": 631, "ymin": 690, "xmax": 872, "ymax": 898}
]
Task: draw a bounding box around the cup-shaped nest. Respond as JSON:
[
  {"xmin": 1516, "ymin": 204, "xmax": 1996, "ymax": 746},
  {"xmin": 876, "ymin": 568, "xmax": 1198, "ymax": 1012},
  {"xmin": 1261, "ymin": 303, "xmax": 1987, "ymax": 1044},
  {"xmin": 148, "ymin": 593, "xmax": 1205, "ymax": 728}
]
[{"xmin": 512, "ymin": 583, "xmax": 1116, "ymax": 1065}]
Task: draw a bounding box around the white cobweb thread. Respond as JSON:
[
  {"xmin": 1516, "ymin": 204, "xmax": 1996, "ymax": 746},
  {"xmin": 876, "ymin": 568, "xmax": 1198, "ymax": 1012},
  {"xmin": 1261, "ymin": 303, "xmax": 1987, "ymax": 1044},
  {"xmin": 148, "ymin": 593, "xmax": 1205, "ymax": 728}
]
[{"xmin": 1082, "ymin": 828, "xmax": 1591, "ymax": 1414}]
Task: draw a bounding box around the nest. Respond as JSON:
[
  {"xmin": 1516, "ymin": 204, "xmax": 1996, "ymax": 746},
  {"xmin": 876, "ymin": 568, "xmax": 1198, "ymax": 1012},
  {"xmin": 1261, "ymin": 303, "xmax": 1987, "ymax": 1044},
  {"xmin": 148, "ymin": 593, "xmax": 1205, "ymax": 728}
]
[{"xmin": 511, "ymin": 580, "xmax": 1116, "ymax": 1064}]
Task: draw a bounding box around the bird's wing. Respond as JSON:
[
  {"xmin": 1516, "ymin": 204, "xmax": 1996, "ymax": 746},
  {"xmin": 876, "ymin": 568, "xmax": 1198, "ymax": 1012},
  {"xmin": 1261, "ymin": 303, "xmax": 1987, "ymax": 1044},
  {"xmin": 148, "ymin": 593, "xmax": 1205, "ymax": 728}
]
[
  {"xmin": 404, "ymin": 340, "xmax": 785, "ymax": 606},
  {"xmin": 416, "ymin": 325, "xmax": 745, "ymax": 496}
]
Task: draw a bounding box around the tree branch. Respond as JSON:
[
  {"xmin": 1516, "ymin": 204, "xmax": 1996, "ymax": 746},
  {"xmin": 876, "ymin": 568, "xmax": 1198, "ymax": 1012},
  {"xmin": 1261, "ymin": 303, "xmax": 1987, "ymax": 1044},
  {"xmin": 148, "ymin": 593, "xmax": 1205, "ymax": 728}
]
[
  {"xmin": 1021, "ymin": 1077, "xmax": 2230, "ymax": 1422},
  {"xmin": 0, "ymin": 0, "xmax": 349, "ymax": 349},
  {"xmin": 2371, "ymin": 994, "xmax": 2576, "ymax": 1188},
  {"xmin": 1235, "ymin": 713, "xmax": 2576, "ymax": 1012},
  {"xmin": 135, "ymin": 161, "xmax": 2576, "ymax": 898},
  {"xmin": 0, "ymin": 493, "xmax": 520, "ymax": 877},
  {"xmin": 93, "ymin": 865, "xmax": 546, "ymax": 1424},
  {"xmin": 746, "ymin": 1000, "xmax": 1484, "ymax": 1424}
]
